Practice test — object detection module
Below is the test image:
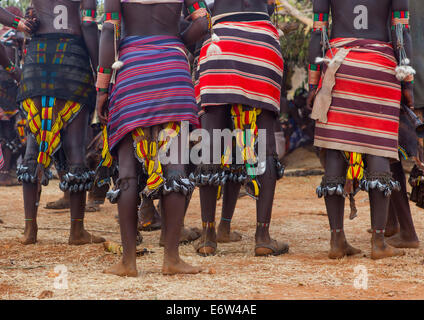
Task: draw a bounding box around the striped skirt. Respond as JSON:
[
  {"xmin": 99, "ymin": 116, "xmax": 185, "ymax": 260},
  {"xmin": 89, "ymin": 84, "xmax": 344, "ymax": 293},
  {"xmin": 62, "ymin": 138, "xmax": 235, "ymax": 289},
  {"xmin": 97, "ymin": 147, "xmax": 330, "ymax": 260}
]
[
  {"xmin": 195, "ymin": 18, "xmax": 284, "ymax": 114},
  {"xmin": 108, "ymin": 36, "xmax": 200, "ymax": 152},
  {"xmin": 313, "ymin": 38, "xmax": 401, "ymax": 160}
]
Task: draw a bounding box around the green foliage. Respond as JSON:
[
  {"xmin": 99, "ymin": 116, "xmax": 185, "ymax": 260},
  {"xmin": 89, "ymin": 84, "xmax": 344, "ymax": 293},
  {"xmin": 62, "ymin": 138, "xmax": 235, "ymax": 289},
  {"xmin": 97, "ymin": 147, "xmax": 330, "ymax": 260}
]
[
  {"xmin": 280, "ymin": 25, "xmax": 310, "ymax": 69},
  {"xmin": 0, "ymin": 0, "xmax": 31, "ymax": 11},
  {"xmin": 274, "ymin": 0, "xmax": 312, "ymax": 69}
]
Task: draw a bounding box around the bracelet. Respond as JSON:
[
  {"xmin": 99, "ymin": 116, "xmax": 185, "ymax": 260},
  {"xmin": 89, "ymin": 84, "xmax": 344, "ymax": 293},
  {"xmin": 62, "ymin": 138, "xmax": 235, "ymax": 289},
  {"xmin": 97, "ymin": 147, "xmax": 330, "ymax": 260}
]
[
  {"xmin": 82, "ymin": 9, "xmax": 97, "ymax": 23},
  {"xmin": 11, "ymin": 17, "xmax": 21, "ymax": 30},
  {"xmin": 96, "ymin": 87, "xmax": 109, "ymax": 93},
  {"xmin": 187, "ymin": 2, "xmax": 207, "ymax": 15},
  {"xmin": 97, "ymin": 67, "xmax": 112, "ymax": 74},
  {"xmin": 96, "ymin": 71, "xmax": 112, "ymax": 92},
  {"xmin": 308, "ymin": 63, "xmax": 321, "ymax": 86},
  {"xmin": 309, "ymin": 84, "xmax": 318, "ymax": 91},
  {"xmin": 392, "ymin": 11, "xmax": 409, "ymax": 30},
  {"xmin": 5, "ymin": 61, "xmax": 16, "ymax": 74},
  {"xmin": 403, "ymin": 74, "xmax": 414, "ymax": 83},
  {"xmin": 104, "ymin": 12, "xmax": 122, "ymax": 38},
  {"xmin": 313, "ymin": 13, "xmax": 329, "ymax": 32}
]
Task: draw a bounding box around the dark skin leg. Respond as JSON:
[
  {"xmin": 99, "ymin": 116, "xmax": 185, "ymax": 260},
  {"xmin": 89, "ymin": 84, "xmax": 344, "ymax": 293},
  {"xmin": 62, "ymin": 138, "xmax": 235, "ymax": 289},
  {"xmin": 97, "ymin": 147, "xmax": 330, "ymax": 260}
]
[
  {"xmin": 198, "ymin": 107, "xmax": 287, "ymax": 254},
  {"xmin": 105, "ymin": 133, "xmax": 202, "ymax": 276},
  {"xmin": 104, "ymin": 135, "xmax": 139, "ymax": 277},
  {"xmin": 216, "ymin": 182, "xmax": 242, "ymax": 243},
  {"xmin": 162, "ymin": 164, "xmax": 202, "ymax": 275},
  {"xmin": 386, "ymin": 161, "xmax": 419, "ymax": 248},
  {"xmin": 255, "ymin": 111, "xmax": 278, "ymax": 245},
  {"xmin": 198, "ymin": 106, "xmax": 231, "ymax": 255},
  {"xmin": 20, "ymin": 135, "xmax": 40, "ymax": 245},
  {"xmin": 61, "ymin": 103, "xmax": 105, "ymax": 245},
  {"xmin": 0, "ymin": 120, "xmax": 18, "ymax": 185},
  {"xmin": 21, "ymin": 99, "xmax": 105, "ymax": 245},
  {"xmin": 323, "ymin": 149, "xmax": 361, "ymax": 259},
  {"xmin": 366, "ymin": 155, "xmax": 405, "ymax": 259},
  {"xmin": 385, "ymin": 201, "xmax": 400, "ymax": 237}
]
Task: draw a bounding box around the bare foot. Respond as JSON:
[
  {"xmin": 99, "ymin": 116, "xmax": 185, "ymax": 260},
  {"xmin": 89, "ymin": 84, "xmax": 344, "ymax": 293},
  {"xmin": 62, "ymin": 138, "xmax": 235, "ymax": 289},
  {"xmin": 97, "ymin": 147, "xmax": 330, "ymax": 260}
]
[
  {"xmin": 328, "ymin": 232, "xmax": 361, "ymax": 259},
  {"xmin": 45, "ymin": 197, "xmax": 70, "ymax": 210},
  {"xmin": 69, "ymin": 230, "xmax": 105, "ymax": 245},
  {"xmin": 217, "ymin": 230, "xmax": 242, "ymax": 243},
  {"xmin": 386, "ymin": 233, "xmax": 420, "ymax": 249},
  {"xmin": 20, "ymin": 223, "xmax": 38, "ymax": 245},
  {"xmin": 0, "ymin": 173, "xmax": 19, "ymax": 186},
  {"xmin": 371, "ymin": 234, "xmax": 405, "ymax": 260},
  {"xmin": 103, "ymin": 259, "xmax": 138, "ymax": 277},
  {"xmin": 162, "ymin": 258, "xmax": 202, "ymax": 275},
  {"xmin": 216, "ymin": 223, "xmax": 242, "ymax": 243},
  {"xmin": 85, "ymin": 202, "xmax": 101, "ymax": 212}
]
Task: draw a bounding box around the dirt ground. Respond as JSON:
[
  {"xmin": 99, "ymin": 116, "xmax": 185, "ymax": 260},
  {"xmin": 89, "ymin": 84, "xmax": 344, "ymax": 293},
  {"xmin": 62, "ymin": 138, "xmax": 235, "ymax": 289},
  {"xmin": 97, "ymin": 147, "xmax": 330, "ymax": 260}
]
[{"xmin": 1, "ymin": 149, "xmax": 424, "ymax": 300}]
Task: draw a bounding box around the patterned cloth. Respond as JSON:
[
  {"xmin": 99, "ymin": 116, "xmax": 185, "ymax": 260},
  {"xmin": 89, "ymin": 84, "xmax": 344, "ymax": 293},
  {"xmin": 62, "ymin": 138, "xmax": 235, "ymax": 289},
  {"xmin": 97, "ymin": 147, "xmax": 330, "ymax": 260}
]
[
  {"xmin": 22, "ymin": 97, "xmax": 82, "ymax": 168},
  {"xmin": 107, "ymin": 35, "xmax": 200, "ymax": 152},
  {"xmin": 313, "ymin": 38, "xmax": 401, "ymax": 160},
  {"xmin": 17, "ymin": 33, "xmax": 95, "ymax": 108},
  {"xmin": 195, "ymin": 16, "xmax": 284, "ymax": 113},
  {"xmin": 0, "ymin": 69, "xmax": 18, "ymax": 114}
]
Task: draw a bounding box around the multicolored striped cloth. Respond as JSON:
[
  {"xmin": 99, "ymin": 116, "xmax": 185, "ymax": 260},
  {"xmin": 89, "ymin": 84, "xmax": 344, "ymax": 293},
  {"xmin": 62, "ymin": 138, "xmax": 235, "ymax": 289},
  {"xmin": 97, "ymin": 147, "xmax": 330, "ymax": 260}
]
[
  {"xmin": 313, "ymin": 38, "xmax": 402, "ymax": 160},
  {"xmin": 195, "ymin": 17, "xmax": 284, "ymax": 114},
  {"xmin": 107, "ymin": 36, "xmax": 200, "ymax": 152}
]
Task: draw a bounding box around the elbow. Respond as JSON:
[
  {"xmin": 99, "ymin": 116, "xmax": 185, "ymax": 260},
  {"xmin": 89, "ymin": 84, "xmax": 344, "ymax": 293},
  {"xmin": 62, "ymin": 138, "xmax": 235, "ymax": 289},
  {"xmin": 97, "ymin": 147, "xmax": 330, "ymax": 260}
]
[
  {"xmin": 192, "ymin": 17, "xmax": 210, "ymax": 37},
  {"xmin": 81, "ymin": 21, "xmax": 99, "ymax": 34},
  {"xmin": 100, "ymin": 22, "xmax": 116, "ymax": 36}
]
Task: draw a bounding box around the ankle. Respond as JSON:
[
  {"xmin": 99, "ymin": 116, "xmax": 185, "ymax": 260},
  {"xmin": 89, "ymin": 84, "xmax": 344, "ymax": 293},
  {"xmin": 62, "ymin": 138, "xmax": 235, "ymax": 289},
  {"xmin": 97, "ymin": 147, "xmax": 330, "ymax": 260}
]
[
  {"xmin": 371, "ymin": 229, "xmax": 386, "ymax": 243},
  {"xmin": 218, "ymin": 218, "xmax": 231, "ymax": 230},
  {"xmin": 70, "ymin": 219, "xmax": 84, "ymax": 232},
  {"xmin": 24, "ymin": 218, "xmax": 37, "ymax": 226},
  {"xmin": 255, "ymin": 222, "xmax": 270, "ymax": 242}
]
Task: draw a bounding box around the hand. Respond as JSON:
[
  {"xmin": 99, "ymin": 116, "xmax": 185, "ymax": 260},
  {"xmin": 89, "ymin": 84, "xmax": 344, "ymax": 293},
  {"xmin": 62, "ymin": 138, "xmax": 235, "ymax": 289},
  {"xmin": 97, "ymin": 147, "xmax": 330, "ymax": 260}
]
[
  {"xmin": 18, "ymin": 18, "xmax": 40, "ymax": 35},
  {"xmin": 402, "ymin": 84, "xmax": 414, "ymax": 110},
  {"xmin": 306, "ymin": 89, "xmax": 317, "ymax": 112},
  {"xmin": 5, "ymin": 31, "xmax": 24, "ymax": 47},
  {"xmin": 25, "ymin": 7, "xmax": 35, "ymax": 19},
  {"xmin": 96, "ymin": 92, "xmax": 109, "ymax": 125}
]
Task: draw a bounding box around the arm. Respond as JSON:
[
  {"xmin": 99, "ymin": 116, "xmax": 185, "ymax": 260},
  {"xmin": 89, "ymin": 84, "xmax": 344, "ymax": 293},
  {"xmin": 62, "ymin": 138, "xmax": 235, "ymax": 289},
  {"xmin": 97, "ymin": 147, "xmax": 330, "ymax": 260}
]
[
  {"xmin": 96, "ymin": 0, "xmax": 121, "ymax": 124},
  {"xmin": 306, "ymin": 0, "xmax": 330, "ymax": 110},
  {"xmin": 392, "ymin": 0, "xmax": 414, "ymax": 109},
  {"xmin": 267, "ymin": 0, "xmax": 276, "ymax": 16},
  {"xmin": 81, "ymin": 0, "xmax": 99, "ymax": 72},
  {"xmin": 0, "ymin": 7, "xmax": 38, "ymax": 34},
  {"xmin": 180, "ymin": 0, "xmax": 211, "ymax": 46}
]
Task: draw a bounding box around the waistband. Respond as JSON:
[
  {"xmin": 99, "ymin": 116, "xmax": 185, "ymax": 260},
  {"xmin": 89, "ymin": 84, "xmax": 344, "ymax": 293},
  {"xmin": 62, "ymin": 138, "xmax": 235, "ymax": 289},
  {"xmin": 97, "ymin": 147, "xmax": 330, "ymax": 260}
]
[
  {"xmin": 212, "ymin": 12, "xmax": 270, "ymax": 25},
  {"xmin": 120, "ymin": 35, "xmax": 184, "ymax": 49}
]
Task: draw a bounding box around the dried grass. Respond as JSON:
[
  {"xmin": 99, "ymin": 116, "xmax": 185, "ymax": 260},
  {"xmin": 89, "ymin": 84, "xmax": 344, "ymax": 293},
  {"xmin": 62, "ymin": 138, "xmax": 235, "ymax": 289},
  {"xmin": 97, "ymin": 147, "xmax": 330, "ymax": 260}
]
[{"xmin": 1, "ymin": 171, "xmax": 424, "ymax": 300}]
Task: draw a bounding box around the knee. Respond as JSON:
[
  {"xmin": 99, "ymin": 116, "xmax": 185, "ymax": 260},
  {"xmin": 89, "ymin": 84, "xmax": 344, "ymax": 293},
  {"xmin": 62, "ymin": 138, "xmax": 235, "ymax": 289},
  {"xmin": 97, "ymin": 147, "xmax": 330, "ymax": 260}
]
[
  {"xmin": 59, "ymin": 165, "xmax": 95, "ymax": 193},
  {"xmin": 162, "ymin": 164, "xmax": 195, "ymax": 197},
  {"xmin": 360, "ymin": 171, "xmax": 400, "ymax": 197}
]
